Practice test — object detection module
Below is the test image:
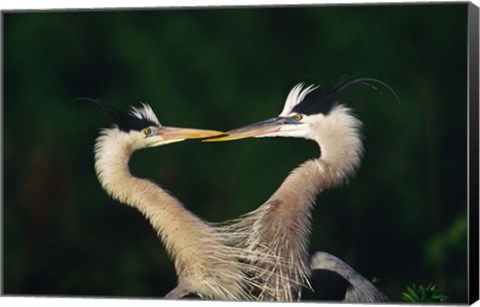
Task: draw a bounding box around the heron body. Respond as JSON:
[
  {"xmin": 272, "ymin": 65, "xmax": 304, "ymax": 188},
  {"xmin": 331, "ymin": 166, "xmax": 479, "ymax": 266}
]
[{"xmin": 208, "ymin": 78, "xmax": 391, "ymax": 301}]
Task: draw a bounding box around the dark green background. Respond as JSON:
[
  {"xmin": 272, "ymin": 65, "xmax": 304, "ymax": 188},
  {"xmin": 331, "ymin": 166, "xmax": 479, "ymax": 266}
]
[{"xmin": 3, "ymin": 3, "xmax": 469, "ymax": 302}]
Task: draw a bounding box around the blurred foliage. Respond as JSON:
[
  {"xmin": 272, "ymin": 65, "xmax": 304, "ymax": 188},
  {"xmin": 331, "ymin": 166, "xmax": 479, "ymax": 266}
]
[
  {"xmin": 402, "ymin": 283, "xmax": 448, "ymax": 303},
  {"xmin": 3, "ymin": 3, "xmax": 469, "ymax": 302}
]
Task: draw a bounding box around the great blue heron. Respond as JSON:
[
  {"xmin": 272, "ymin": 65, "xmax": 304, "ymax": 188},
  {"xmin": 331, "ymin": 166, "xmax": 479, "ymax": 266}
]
[
  {"xmin": 93, "ymin": 101, "xmax": 280, "ymax": 300},
  {"xmin": 206, "ymin": 77, "xmax": 393, "ymax": 302}
]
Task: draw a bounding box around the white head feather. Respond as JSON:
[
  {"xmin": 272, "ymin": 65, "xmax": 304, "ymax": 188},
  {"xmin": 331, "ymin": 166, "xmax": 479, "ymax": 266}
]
[
  {"xmin": 279, "ymin": 83, "xmax": 319, "ymax": 116},
  {"xmin": 128, "ymin": 103, "xmax": 162, "ymax": 127}
]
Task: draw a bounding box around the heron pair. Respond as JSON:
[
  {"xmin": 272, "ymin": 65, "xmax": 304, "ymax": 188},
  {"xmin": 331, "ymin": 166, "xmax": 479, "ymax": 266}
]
[{"xmin": 92, "ymin": 77, "xmax": 392, "ymax": 301}]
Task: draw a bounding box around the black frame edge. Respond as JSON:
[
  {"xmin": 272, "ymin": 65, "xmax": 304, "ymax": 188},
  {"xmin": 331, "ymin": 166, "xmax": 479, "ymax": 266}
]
[{"xmin": 468, "ymin": 1, "xmax": 480, "ymax": 305}]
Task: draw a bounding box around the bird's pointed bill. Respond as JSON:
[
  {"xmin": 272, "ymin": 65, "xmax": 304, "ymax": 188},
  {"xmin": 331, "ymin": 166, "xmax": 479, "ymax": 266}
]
[
  {"xmin": 205, "ymin": 117, "xmax": 296, "ymax": 142},
  {"xmin": 162, "ymin": 127, "xmax": 224, "ymax": 140}
]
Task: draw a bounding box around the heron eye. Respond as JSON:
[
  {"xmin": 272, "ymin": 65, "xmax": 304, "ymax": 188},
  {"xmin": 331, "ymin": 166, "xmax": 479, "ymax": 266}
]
[
  {"xmin": 293, "ymin": 114, "xmax": 303, "ymax": 121},
  {"xmin": 144, "ymin": 128, "xmax": 151, "ymax": 136}
]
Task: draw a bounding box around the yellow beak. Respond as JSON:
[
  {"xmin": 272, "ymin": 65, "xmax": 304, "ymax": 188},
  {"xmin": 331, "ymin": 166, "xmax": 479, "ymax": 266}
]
[
  {"xmin": 204, "ymin": 117, "xmax": 293, "ymax": 142},
  {"xmin": 162, "ymin": 127, "xmax": 224, "ymax": 140}
]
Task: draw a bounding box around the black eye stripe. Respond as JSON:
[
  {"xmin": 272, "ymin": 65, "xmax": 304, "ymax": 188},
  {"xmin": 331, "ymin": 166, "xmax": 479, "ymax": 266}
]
[
  {"xmin": 116, "ymin": 113, "xmax": 157, "ymax": 132},
  {"xmin": 291, "ymin": 86, "xmax": 338, "ymax": 116}
]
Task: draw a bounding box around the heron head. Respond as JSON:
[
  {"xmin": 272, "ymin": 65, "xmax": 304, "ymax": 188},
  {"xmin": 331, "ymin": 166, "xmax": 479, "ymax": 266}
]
[
  {"xmin": 96, "ymin": 101, "xmax": 223, "ymax": 148},
  {"xmin": 205, "ymin": 77, "xmax": 396, "ymax": 142}
]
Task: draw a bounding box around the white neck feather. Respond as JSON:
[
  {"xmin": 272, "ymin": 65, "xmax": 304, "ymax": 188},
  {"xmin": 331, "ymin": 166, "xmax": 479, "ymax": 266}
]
[
  {"xmin": 93, "ymin": 128, "xmax": 253, "ymax": 300},
  {"xmin": 312, "ymin": 104, "xmax": 364, "ymax": 184}
]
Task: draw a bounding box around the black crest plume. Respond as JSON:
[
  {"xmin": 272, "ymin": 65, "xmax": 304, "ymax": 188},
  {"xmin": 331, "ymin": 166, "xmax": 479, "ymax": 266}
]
[
  {"xmin": 292, "ymin": 77, "xmax": 398, "ymax": 116},
  {"xmin": 77, "ymin": 97, "xmax": 159, "ymax": 132}
]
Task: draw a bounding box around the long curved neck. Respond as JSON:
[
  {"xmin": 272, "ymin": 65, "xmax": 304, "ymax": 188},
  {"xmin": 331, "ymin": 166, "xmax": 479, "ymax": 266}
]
[
  {"xmin": 94, "ymin": 130, "xmax": 215, "ymax": 268},
  {"xmin": 241, "ymin": 105, "xmax": 363, "ymax": 300},
  {"xmin": 262, "ymin": 105, "xmax": 364, "ymax": 243},
  {"xmin": 273, "ymin": 105, "xmax": 364, "ymax": 262}
]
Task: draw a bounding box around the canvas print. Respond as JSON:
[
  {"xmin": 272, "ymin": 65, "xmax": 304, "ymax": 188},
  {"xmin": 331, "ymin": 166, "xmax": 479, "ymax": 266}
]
[{"xmin": 3, "ymin": 2, "xmax": 478, "ymax": 304}]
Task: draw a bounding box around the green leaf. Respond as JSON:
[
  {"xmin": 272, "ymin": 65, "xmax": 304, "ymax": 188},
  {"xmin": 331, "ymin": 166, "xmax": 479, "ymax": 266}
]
[
  {"xmin": 401, "ymin": 283, "xmax": 448, "ymax": 303},
  {"xmin": 420, "ymin": 285, "xmax": 426, "ymax": 299},
  {"xmin": 401, "ymin": 293, "xmax": 417, "ymax": 302}
]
